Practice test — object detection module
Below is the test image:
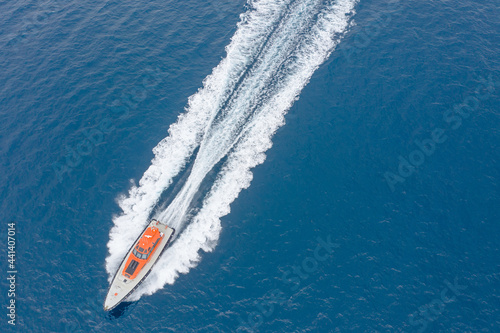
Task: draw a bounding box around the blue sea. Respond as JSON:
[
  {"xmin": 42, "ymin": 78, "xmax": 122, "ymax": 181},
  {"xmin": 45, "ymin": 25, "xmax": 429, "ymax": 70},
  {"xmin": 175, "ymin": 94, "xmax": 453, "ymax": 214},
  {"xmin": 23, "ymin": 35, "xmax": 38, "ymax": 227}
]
[{"xmin": 1, "ymin": 0, "xmax": 499, "ymax": 332}]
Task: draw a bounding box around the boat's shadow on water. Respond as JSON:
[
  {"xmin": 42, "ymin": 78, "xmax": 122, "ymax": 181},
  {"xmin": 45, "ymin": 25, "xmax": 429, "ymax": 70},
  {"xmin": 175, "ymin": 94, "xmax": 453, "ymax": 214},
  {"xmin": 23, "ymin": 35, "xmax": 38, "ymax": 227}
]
[{"xmin": 107, "ymin": 301, "xmax": 136, "ymax": 319}]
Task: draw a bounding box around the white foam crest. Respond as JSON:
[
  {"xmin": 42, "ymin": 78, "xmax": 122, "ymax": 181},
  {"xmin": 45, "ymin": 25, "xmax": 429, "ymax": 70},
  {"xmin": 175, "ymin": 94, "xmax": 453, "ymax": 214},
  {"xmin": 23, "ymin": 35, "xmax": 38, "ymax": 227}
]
[
  {"xmin": 127, "ymin": 0, "xmax": 358, "ymax": 299},
  {"xmin": 156, "ymin": 0, "xmax": 320, "ymax": 226},
  {"xmin": 106, "ymin": 0, "xmax": 292, "ymax": 277}
]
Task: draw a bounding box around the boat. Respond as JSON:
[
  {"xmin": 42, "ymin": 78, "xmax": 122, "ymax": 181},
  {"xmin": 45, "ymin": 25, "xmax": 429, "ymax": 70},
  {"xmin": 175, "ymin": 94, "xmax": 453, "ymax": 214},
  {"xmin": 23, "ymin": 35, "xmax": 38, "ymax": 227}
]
[{"xmin": 104, "ymin": 219, "xmax": 175, "ymax": 311}]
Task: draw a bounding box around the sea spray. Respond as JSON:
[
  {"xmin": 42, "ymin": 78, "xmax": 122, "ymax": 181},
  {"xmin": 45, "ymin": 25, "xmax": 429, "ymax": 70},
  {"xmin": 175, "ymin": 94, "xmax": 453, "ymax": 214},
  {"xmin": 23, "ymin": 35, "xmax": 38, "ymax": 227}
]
[{"xmin": 106, "ymin": 0, "xmax": 358, "ymax": 300}]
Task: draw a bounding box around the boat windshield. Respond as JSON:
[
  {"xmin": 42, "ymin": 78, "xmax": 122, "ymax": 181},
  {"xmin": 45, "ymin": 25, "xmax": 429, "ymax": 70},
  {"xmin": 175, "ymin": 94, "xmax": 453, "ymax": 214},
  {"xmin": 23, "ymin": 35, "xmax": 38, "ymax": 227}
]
[
  {"xmin": 133, "ymin": 248, "xmax": 149, "ymax": 260},
  {"xmin": 133, "ymin": 236, "xmax": 162, "ymax": 260}
]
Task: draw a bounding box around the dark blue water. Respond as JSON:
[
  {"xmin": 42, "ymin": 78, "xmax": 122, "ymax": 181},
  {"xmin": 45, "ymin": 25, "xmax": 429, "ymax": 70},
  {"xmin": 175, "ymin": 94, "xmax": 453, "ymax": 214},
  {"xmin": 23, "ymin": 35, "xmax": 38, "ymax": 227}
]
[{"xmin": 1, "ymin": 0, "xmax": 499, "ymax": 332}]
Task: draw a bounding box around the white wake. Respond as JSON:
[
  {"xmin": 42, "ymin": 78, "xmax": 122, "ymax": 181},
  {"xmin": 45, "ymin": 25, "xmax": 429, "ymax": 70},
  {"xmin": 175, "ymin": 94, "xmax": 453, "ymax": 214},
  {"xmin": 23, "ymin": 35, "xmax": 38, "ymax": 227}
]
[{"xmin": 106, "ymin": 0, "xmax": 358, "ymax": 301}]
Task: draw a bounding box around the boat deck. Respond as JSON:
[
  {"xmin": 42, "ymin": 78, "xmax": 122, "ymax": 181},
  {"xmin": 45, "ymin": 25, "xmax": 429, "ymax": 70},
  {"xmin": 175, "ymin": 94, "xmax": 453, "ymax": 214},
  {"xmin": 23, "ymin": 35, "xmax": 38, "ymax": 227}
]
[{"xmin": 104, "ymin": 221, "xmax": 175, "ymax": 311}]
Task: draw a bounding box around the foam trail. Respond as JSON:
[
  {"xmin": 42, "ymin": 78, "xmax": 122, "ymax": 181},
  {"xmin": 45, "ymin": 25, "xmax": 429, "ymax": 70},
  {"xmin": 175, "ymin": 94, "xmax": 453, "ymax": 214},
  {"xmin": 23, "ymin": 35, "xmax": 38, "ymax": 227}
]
[
  {"xmin": 106, "ymin": 0, "xmax": 358, "ymax": 300},
  {"xmin": 106, "ymin": 0, "xmax": 290, "ymax": 276},
  {"xmin": 157, "ymin": 0, "xmax": 323, "ymax": 228}
]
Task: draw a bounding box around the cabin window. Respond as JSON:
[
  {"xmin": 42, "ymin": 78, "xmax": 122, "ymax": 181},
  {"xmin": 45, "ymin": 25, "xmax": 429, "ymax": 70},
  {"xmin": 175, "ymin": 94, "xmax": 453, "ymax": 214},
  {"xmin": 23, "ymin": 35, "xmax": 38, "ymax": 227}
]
[
  {"xmin": 133, "ymin": 248, "xmax": 145, "ymax": 259},
  {"xmin": 133, "ymin": 248, "xmax": 149, "ymax": 260},
  {"xmin": 125, "ymin": 259, "xmax": 139, "ymax": 276},
  {"xmin": 132, "ymin": 237, "xmax": 162, "ymax": 260}
]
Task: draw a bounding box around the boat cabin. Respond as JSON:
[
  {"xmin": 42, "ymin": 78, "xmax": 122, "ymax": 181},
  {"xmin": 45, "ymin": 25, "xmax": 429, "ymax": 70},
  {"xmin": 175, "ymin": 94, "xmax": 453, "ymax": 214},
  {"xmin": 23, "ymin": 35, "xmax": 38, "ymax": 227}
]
[{"xmin": 122, "ymin": 225, "xmax": 164, "ymax": 279}]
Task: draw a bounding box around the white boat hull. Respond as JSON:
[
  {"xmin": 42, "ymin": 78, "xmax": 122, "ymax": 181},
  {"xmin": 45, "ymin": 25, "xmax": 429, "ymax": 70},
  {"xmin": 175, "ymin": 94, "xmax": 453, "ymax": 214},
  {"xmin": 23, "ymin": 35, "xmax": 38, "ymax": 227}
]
[{"xmin": 104, "ymin": 220, "xmax": 175, "ymax": 311}]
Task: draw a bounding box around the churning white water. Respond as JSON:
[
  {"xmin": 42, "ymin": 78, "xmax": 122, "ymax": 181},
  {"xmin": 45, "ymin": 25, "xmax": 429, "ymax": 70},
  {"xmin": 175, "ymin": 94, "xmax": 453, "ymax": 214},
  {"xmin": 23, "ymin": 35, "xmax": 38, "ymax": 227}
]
[{"xmin": 106, "ymin": 0, "xmax": 357, "ymax": 300}]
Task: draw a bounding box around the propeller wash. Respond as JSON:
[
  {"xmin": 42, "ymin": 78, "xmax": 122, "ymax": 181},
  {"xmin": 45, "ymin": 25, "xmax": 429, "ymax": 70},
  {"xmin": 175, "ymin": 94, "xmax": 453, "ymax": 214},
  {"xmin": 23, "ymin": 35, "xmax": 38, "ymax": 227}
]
[{"xmin": 106, "ymin": 0, "xmax": 358, "ymax": 301}]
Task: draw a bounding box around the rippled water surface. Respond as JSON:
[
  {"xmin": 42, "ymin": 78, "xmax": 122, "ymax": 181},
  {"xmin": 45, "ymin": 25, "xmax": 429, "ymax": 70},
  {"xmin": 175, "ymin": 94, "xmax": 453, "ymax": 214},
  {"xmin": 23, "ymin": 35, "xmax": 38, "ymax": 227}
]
[{"xmin": 0, "ymin": 0, "xmax": 499, "ymax": 332}]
